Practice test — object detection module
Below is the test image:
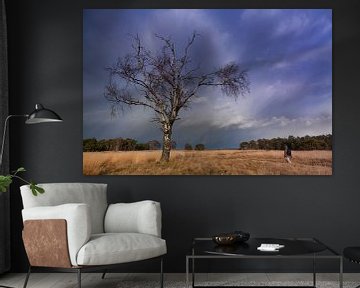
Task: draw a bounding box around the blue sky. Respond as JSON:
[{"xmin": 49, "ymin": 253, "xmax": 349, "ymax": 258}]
[{"xmin": 83, "ymin": 9, "xmax": 332, "ymax": 149}]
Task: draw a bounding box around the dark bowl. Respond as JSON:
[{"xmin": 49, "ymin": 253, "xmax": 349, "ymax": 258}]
[
  {"xmin": 212, "ymin": 234, "xmax": 237, "ymax": 245},
  {"xmin": 212, "ymin": 231, "xmax": 250, "ymax": 246}
]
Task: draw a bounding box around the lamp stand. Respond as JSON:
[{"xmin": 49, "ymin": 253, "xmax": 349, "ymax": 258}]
[{"xmin": 0, "ymin": 115, "xmax": 28, "ymax": 168}]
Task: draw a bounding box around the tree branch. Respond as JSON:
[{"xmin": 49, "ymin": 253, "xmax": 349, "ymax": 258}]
[{"xmin": 104, "ymin": 31, "xmax": 250, "ymax": 131}]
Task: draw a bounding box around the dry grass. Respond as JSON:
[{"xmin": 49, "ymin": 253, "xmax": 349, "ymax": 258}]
[{"xmin": 83, "ymin": 150, "xmax": 332, "ymax": 176}]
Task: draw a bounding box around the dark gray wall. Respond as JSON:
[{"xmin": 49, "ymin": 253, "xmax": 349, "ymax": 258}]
[{"xmin": 5, "ymin": 0, "xmax": 360, "ymax": 273}]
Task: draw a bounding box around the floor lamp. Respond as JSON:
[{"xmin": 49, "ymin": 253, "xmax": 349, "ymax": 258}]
[{"xmin": 0, "ymin": 103, "xmax": 62, "ymax": 288}]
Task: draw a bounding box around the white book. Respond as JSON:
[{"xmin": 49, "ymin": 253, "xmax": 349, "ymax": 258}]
[{"xmin": 257, "ymin": 243, "xmax": 285, "ymax": 251}]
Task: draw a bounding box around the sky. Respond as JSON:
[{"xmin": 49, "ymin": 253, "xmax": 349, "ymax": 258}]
[{"xmin": 83, "ymin": 9, "xmax": 332, "ymax": 149}]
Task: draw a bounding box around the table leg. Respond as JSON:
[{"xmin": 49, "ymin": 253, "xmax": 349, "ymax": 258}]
[
  {"xmin": 313, "ymin": 254, "xmax": 316, "ymax": 287},
  {"xmin": 339, "ymin": 256, "xmax": 343, "ymax": 288},
  {"xmin": 192, "ymin": 257, "xmax": 195, "ymax": 288},
  {"xmin": 186, "ymin": 257, "xmax": 189, "ymax": 288}
]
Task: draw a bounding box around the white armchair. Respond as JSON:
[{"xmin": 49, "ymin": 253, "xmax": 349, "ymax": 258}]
[{"xmin": 20, "ymin": 183, "xmax": 166, "ymax": 288}]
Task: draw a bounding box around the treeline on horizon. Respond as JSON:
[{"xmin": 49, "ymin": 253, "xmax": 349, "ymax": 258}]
[
  {"xmin": 83, "ymin": 134, "xmax": 332, "ymax": 152},
  {"xmin": 83, "ymin": 138, "xmax": 163, "ymax": 152},
  {"xmin": 83, "ymin": 137, "xmax": 206, "ymax": 152},
  {"xmin": 239, "ymin": 134, "xmax": 332, "ymax": 150}
]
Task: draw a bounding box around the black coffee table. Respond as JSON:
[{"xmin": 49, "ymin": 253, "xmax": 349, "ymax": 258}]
[{"xmin": 186, "ymin": 237, "xmax": 342, "ymax": 288}]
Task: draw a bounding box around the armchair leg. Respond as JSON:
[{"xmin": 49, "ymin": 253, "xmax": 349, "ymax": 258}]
[
  {"xmin": 101, "ymin": 270, "xmax": 107, "ymax": 279},
  {"xmin": 23, "ymin": 266, "xmax": 31, "ymax": 288},
  {"xmin": 160, "ymin": 257, "xmax": 164, "ymax": 288},
  {"xmin": 77, "ymin": 268, "xmax": 81, "ymax": 288}
]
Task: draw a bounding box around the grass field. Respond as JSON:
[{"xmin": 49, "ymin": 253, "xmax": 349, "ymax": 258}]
[{"xmin": 83, "ymin": 150, "xmax": 332, "ymax": 175}]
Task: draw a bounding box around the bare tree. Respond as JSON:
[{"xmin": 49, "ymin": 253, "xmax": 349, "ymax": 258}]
[{"xmin": 105, "ymin": 32, "xmax": 250, "ymax": 162}]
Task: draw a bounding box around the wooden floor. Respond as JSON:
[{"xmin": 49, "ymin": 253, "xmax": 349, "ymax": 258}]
[{"xmin": 0, "ymin": 273, "xmax": 359, "ymax": 288}]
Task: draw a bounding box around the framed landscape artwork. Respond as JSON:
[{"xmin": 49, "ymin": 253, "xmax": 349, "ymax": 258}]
[{"xmin": 83, "ymin": 9, "xmax": 332, "ymax": 175}]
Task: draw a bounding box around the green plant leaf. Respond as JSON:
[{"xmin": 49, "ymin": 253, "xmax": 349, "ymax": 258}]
[
  {"xmin": 0, "ymin": 175, "xmax": 13, "ymax": 192},
  {"xmin": 15, "ymin": 167, "xmax": 26, "ymax": 173},
  {"xmin": 30, "ymin": 182, "xmax": 44, "ymax": 196},
  {"xmin": 35, "ymin": 185, "xmax": 45, "ymax": 194}
]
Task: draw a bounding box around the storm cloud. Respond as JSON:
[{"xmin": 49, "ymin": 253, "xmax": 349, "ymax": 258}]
[{"xmin": 83, "ymin": 9, "xmax": 332, "ymax": 149}]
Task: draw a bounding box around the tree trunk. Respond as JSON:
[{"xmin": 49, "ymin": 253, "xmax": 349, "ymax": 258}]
[{"xmin": 160, "ymin": 122, "xmax": 172, "ymax": 162}]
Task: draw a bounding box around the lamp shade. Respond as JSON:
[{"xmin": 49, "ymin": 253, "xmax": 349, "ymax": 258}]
[{"xmin": 25, "ymin": 104, "xmax": 63, "ymax": 124}]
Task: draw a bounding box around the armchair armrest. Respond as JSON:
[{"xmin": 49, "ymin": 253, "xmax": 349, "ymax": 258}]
[
  {"xmin": 22, "ymin": 203, "xmax": 91, "ymax": 266},
  {"xmin": 23, "ymin": 219, "xmax": 71, "ymax": 268},
  {"xmin": 104, "ymin": 200, "xmax": 162, "ymax": 237}
]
